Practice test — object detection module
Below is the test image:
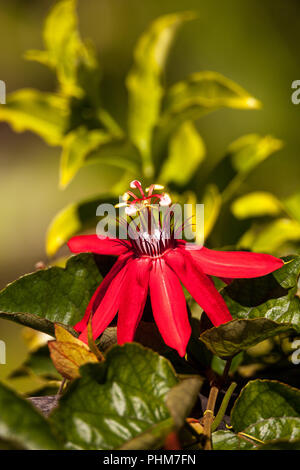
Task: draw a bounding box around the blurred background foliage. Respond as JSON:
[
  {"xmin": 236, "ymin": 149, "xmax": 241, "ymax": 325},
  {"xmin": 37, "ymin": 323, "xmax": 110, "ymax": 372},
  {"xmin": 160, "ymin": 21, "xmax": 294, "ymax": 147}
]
[{"xmin": 0, "ymin": 0, "xmax": 300, "ymax": 392}]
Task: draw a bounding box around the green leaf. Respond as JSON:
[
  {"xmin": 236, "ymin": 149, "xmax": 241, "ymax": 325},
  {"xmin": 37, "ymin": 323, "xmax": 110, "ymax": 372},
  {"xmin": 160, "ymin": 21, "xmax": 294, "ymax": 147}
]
[
  {"xmin": 212, "ymin": 430, "xmax": 243, "ymax": 450},
  {"xmin": 126, "ymin": 12, "xmax": 195, "ymax": 176},
  {"xmin": 0, "ymin": 89, "xmax": 67, "ymax": 145},
  {"xmin": 201, "ymin": 184, "xmax": 222, "ymax": 239},
  {"xmin": 0, "ymin": 381, "xmax": 60, "ymax": 449},
  {"xmin": 222, "ymin": 255, "xmax": 300, "ymax": 332},
  {"xmin": 213, "ymin": 417, "xmax": 300, "ymax": 450},
  {"xmin": 122, "ymin": 376, "xmax": 202, "ymax": 450},
  {"xmin": 283, "ymin": 190, "xmax": 300, "ymax": 224},
  {"xmin": 165, "ymin": 377, "xmax": 203, "ymax": 429},
  {"xmin": 210, "ymin": 134, "xmax": 283, "ymax": 203},
  {"xmin": 9, "ymin": 345, "xmax": 60, "ymax": 381},
  {"xmin": 257, "ymin": 439, "xmax": 300, "ymax": 450},
  {"xmin": 0, "ymin": 254, "xmax": 101, "ymax": 335},
  {"xmin": 51, "ymin": 343, "xmax": 180, "ymax": 450},
  {"xmin": 28, "ymin": 0, "xmax": 92, "ymax": 97},
  {"xmin": 60, "ymin": 128, "xmax": 112, "ymax": 188},
  {"xmin": 231, "ymin": 380, "xmax": 300, "ymax": 432},
  {"xmin": 86, "ymin": 137, "xmax": 141, "ymax": 173},
  {"xmin": 199, "ymin": 318, "xmax": 293, "ymax": 358},
  {"xmin": 161, "ymin": 71, "xmax": 261, "ymax": 126},
  {"xmin": 46, "ymin": 194, "xmax": 115, "ymax": 257},
  {"xmin": 159, "ymin": 121, "xmax": 205, "ymax": 186},
  {"xmin": 238, "ymin": 218, "xmax": 300, "ymax": 253},
  {"xmin": 231, "ymin": 191, "xmax": 283, "ymax": 219}
]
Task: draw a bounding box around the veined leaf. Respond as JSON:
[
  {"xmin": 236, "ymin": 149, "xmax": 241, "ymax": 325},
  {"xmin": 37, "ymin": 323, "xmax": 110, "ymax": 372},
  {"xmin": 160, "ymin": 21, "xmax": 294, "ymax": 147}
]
[
  {"xmin": 50, "ymin": 343, "xmax": 179, "ymax": 450},
  {"xmin": 257, "ymin": 439, "xmax": 300, "ymax": 450},
  {"xmin": 0, "ymin": 89, "xmax": 67, "ymax": 145},
  {"xmin": 161, "ymin": 71, "xmax": 261, "ymax": 125},
  {"xmin": 0, "ymin": 381, "xmax": 60, "ymax": 449},
  {"xmin": 200, "ymin": 318, "xmax": 293, "ymax": 358},
  {"xmin": 0, "ymin": 254, "xmax": 102, "ymax": 335},
  {"xmin": 231, "ymin": 192, "xmax": 283, "ymax": 219},
  {"xmin": 238, "ymin": 218, "xmax": 300, "ymax": 253},
  {"xmin": 165, "ymin": 377, "xmax": 203, "ymax": 429},
  {"xmin": 222, "ymin": 255, "xmax": 300, "ymax": 332},
  {"xmin": 213, "ymin": 417, "xmax": 300, "ymax": 450},
  {"xmin": 126, "ymin": 12, "xmax": 195, "ymax": 176},
  {"xmin": 231, "ymin": 380, "xmax": 300, "ymax": 432},
  {"xmin": 159, "ymin": 121, "xmax": 205, "ymax": 186},
  {"xmin": 46, "ymin": 194, "xmax": 115, "ymax": 257},
  {"xmin": 122, "ymin": 376, "xmax": 202, "ymax": 450},
  {"xmin": 49, "ymin": 325, "xmax": 98, "ymax": 380}
]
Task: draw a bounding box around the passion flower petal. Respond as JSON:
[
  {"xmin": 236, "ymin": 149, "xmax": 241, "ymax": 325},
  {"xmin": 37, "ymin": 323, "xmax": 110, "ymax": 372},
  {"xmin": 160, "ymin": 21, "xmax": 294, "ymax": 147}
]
[
  {"xmin": 184, "ymin": 245, "xmax": 283, "ymax": 278},
  {"xmin": 68, "ymin": 235, "xmax": 131, "ymax": 256},
  {"xmin": 165, "ymin": 248, "xmax": 232, "ymax": 326},
  {"xmin": 149, "ymin": 258, "xmax": 191, "ymax": 357},
  {"xmin": 117, "ymin": 257, "xmax": 151, "ymax": 344}
]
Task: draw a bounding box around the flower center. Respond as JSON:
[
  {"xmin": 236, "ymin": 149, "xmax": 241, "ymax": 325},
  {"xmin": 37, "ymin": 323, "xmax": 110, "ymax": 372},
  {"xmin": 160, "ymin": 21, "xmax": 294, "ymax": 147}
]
[{"xmin": 116, "ymin": 180, "xmax": 176, "ymax": 258}]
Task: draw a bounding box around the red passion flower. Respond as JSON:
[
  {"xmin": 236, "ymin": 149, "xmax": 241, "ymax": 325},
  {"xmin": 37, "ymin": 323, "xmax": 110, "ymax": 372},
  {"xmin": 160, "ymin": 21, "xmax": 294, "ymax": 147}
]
[{"xmin": 68, "ymin": 180, "xmax": 283, "ymax": 357}]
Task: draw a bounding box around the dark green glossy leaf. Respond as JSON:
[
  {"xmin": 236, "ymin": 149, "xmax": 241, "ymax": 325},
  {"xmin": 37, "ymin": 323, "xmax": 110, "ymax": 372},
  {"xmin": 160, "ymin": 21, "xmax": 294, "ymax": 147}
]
[
  {"xmin": 231, "ymin": 380, "xmax": 300, "ymax": 432},
  {"xmin": 199, "ymin": 318, "xmax": 293, "ymax": 358},
  {"xmin": 165, "ymin": 377, "xmax": 202, "ymax": 429},
  {"xmin": 213, "ymin": 417, "xmax": 300, "ymax": 450},
  {"xmin": 257, "ymin": 439, "xmax": 300, "ymax": 450},
  {"xmin": 46, "ymin": 194, "xmax": 115, "ymax": 257},
  {"xmin": 0, "ymin": 381, "xmax": 60, "ymax": 449},
  {"xmin": 222, "ymin": 255, "xmax": 300, "ymax": 332},
  {"xmin": 51, "ymin": 343, "xmax": 179, "ymax": 450},
  {"xmin": 0, "ymin": 254, "xmax": 101, "ymax": 335},
  {"xmin": 121, "ymin": 376, "xmax": 202, "ymax": 450},
  {"xmin": 212, "ymin": 430, "xmax": 243, "ymax": 450}
]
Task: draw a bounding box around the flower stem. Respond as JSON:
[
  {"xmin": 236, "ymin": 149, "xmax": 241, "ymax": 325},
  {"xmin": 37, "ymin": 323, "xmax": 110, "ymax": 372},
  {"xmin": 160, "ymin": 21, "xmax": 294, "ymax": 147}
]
[
  {"xmin": 211, "ymin": 382, "xmax": 237, "ymax": 432},
  {"xmin": 202, "ymin": 384, "xmax": 219, "ymax": 450},
  {"xmin": 202, "ymin": 358, "xmax": 232, "ymax": 450}
]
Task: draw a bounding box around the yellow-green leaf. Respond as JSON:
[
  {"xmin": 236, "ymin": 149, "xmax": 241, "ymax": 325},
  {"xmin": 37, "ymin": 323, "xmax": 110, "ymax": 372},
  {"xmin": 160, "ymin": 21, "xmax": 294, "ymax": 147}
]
[
  {"xmin": 46, "ymin": 195, "xmax": 115, "ymax": 257},
  {"xmin": 159, "ymin": 121, "xmax": 205, "ymax": 186},
  {"xmin": 231, "ymin": 192, "xmax": 282, "ymax": 219},
  {"xmin": 48, "ymin": 325, "xmax": 98, "ymax": 380},
  {"xmin": 229, "ymin": 134, "xmax": 283, "ymax": 174},
  {"xmin": 161, "ymin": 71, "xmax": 261, "ymax": 124},
  {"xmin": 60, "ymin": 127, "xmax": 112, "ymax": 188},
  {"xmin": 0, "ymin": 89, "xmax": 67, "ymax": 145},
  {"xmin": 126, "ymin": 12, "xmax": 195, "ymax": 176},
  {"xmin": 201, "ymin": 184, "xmax": 222, "ymax": 239},
  {"xmin": 238, "ymin": 218, "xmax": 300, "ymax": 253},
  {"xmin": 283, "ymin": 190, "xmax": 300, "ymax": 224},
  {"xmin": 213, "ymin": 134, "xmax": 283, "ymax": 203}
]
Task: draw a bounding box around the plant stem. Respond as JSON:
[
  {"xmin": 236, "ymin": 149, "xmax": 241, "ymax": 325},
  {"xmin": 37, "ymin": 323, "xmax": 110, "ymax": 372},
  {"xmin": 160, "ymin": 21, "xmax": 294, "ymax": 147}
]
[
  {"xmin": 211, "ymin": 382, "xmax": 237, "ymax": 432},
  {"xmin": 202, "ymin": 384, "xmax": 219, "ymax": 450},
  {"xmin": 202, "ymin": 357, "xmax": 232, "ymax": 450}
]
